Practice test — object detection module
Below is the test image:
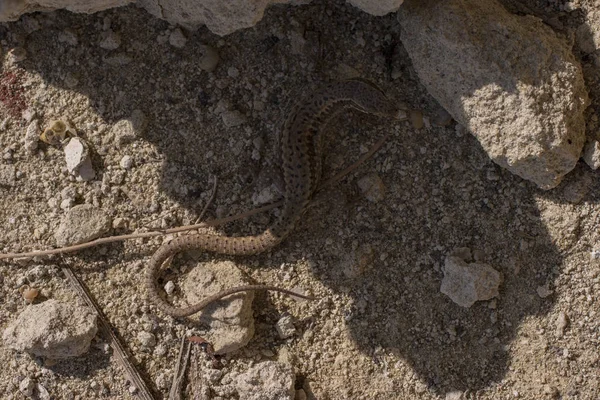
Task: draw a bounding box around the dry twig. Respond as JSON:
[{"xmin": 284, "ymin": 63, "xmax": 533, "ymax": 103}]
[
  {"xmin": 61, "ymin": 265, "xmax": 156, "ymax": 400},
  {"xmin": 0, "ymin": 135, "xmax": 389, "ymax": 260}
]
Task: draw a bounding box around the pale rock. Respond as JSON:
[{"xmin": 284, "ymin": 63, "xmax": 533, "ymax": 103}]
[
  {"xmin": 555, "ymin": 311, "xmax": 569, "ymax": 337},
  {"xmin": 357, "ymin": 173, "xmax": 385, "ymax": 202},
  {"xmin": 398, "ymin": 0, "xmax": 589, "ymax": 189},
  {"xmin": 583, "ymin": 139, "xmax": 600, "ymax": 170},
  {"xmin": 181, "ymin": 260, "xmax": 255, "ymax": 354},
  {"xmin": 234, "ymin": 361, "xmax": 295, "ymax": 400},
  {"xmin": 98, "ymin": 30, "xmax": 121, "ymax": 50},
  {"xmin": 197, "ymin": 45, "xmax": 220, "ymax": 71},
  {"xmin": 111, "ymin": 110, "xmax": 147, "ymax": 147},
  {"xmin": 0, "ymin": 164, "xmax": 17, "ymax": 186},
  {"xmin": 64, "ymin": 137, "xmax": 95, "ymax": 181},
  {"xmin": 441, "ymin": 255, "xmax": 502, "ymax": 308},
  {"xmin": 24, "ymin": 119, "xmax": 39, "ymax": 154},
  {"xmin": 169, "ymin": 27, "xmax": 187, "ymax": 48},
  {"xmin": 221, "ymin": 110, "xmax": 247, "ymax": 127},
  {"xmin": 275, "ymin": 315, "xmax": 296, "ymax": 339},
  {"xmin": 3, "ymin": 299, "xmax": 98, "ymax": 359},
  {"xmin": 54, "ymin": 204, "xmax": 111, "ymax": 246}
]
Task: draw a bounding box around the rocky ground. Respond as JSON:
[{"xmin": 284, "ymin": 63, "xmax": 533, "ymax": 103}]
[{"xmin": 0, "ymin": 0, "xmax": 599, "ymax": 399}]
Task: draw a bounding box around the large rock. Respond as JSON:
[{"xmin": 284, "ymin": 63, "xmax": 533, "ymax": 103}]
[
  {"xmin": 1, "ymin": 0, "xmax": 403, "ymax": 36},
  {"xmin": 181, "ymin": 260, "xmax": 255, "ymax": 354},
  {"xmin": 3, "ymin": 299, "xmax": 98, "ymax": 359},
  {"xmin": 398, "ymin": 0, "xmax": 589, "ymax": 189}
]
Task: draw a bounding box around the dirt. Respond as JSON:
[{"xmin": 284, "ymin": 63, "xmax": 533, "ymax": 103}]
[{"xmin": 0, "ymin": 0, "xmax": 599, "ymax": 399}]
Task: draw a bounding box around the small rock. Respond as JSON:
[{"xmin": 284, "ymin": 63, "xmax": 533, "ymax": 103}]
[
  {"xmin": 120, "ymin": 155, "xmax": 133, "ymax": 169},
  {"xmin": 64, "ymin": 137, "xmax": 95, "ymax": 181},
  {"xmin": 24, "ymin": 119, "xmax": 40, "ymax": 154},
  {"xmin": 341, "ymin": 243, "xmax": 375, "ymax": 279},
  {"xmin": 0, "ymin": 164, "xmax": 16, "ymax": 186},
  {"xmin": 252, "ymin": 184, "xmax": 279, "ymax": 206},
  {"xmin": 227, "ymin": 67, "xmax": 240, "ymax": 78},
  {"xmin": 234, "ymin": 361, "xmax": 295, "ymax": 400},
  {"xmin": 58, "ymin": 29, "xmax": 78, "ymax": 46},
  {"xmin": 36, "ymin": 383, "xmax": 50, "ymax": 400},
  {"xmin": 3, "ymin": 299, "xmax": 98, "ymax": 359},
  {"xmin": 445, "ymin": 391, "xmax": 464, "ymax": 400},
  {"xmin": 9, "ymin": 47, "xmax": 27, "ymax": 63},
  {"xmin": 164, "ymin": 280, "xmax": 175, "ymax": 296},
  {"xmin": 169, "ymin": 28, "xmax": 187, "ymax": 48},
  {"xmin": 536, "ymin": 284, "xmax": 553, "ymax": 298},
  {"xmin": 181, "ymin": 261, "xmax": 255, "ymax": 354},
  {"xmin": 440, "ymin": 255, "xmax": 503, "ymax": 308},
  {"xmin": 19, "ymin": 377, "xmax": 35, "ymax": 397},
  {"xmin": 99, "ymin": 30, "xmax": 121, "ymax": 50},
  {"xmin": 112, "ymin": 217, "xmax": 128, "ymax": 229},
  {"xmin": 591, "ymin": 248, "xmax": 600, "ymax": 260},
  {"xmin": 137, "ymin": 331, "xmax": 157, "ymax": 348},
  {"xmin": 555, "ymin": 311, "xmax": 569, "ymax": 337},
  {"xmin": 198, "ymin": 45, "xmax": 220, "ymax": 72},
  {"xmin": 431, "ymin": 107, "xmax": 454, "ymax": 126},
  {"xmin": 583, "ymin": 139, "xmax": 600, "ymax": 170},
  {"xmin": 275, "ymin": 315, "xmax": 296, "ymax": 339},
  {"xmin": 295, "ymin": 389, "xmax": 308, "ymax": 400},
  {"xmin": 54, "ymin": 204, "xmax": 111, "ymax": 246},
  {"xmin": 221, "ymin": 110, "xmax": 247, "ymax": 128},
  {"xmin": 111, "ymin": 110, "xmax": 147, "ymax": 147},
  {"xmin": 357, "ymin": 173, "xmax": 385, "ymax": 203}
]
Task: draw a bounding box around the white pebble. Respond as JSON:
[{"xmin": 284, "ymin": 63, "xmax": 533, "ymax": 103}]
[
  {"xmin": 120, "ymin": 155, "xmax": 133, "ymax": 169},
  {"xmin": 169, "ymin": 28, "xmax": 187, "ymax": 48},
  {"xmin": 164, "ymin": 280, "xmax": 175, "ymax": 296}
]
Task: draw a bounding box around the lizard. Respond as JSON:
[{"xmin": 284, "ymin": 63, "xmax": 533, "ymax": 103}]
[{"xmin": 146, "ymin": 79, "xmax": 407, "ymax": 318}]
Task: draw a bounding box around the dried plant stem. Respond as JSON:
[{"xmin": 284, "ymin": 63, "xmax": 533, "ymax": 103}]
[
  {"xmin": 0, "ymin": 135, "xmax": 388, "ymax": 260},
  {"xmin": 62, "ymin": 265, "xmax": 156, "ymax": 400}
]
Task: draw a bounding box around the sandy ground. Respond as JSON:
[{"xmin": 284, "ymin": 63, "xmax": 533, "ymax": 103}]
[{"xmin": 0, "ymin": 0, "xmax": 599, "ymax": 399}]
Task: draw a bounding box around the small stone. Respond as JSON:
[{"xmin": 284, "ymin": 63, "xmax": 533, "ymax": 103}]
[
  {"xmin": 120, "ymin": 155, "xmax": 133, "ymax": 169},
  {"xmin": 169, "ymin": 28, "xmax": 187, "ymax": 48},
  {"xmin": 58, "ymin": 29, "xmax": 78, "ymax": 46},
  {"xmin": 64, "ymin": 138, "xmax": 95, "ymax": 181},
  {"xmin": 432, "ymin": 107, "xmax": 454, "ymax": 126},
  {"xmin": 583, "ymin": 139, "xmax": 600, "ymax": 170},
  {"xmin": 234, "ymin": 361, "xmax": 295, "ymax": 400},
  {"xmin": 227, "ymin": 67, "xmax": 240, "ymax": 78},
  {"xmin": 357, "ymin": 173, "xmax": 386, "ymax": 203},
  {"xmin": 221, "ymin": 110, "xmax": 247, "ymax": 128},
  {"xmin": 112, "ymin": 217, "xmax": 128, "ymax": 229},
  {"xmin": 181, "ymin": 261, "xmax": 255, "ymax": 354},
  {"xmin": 198, "ymin": 45, "xmax": 220, "ymax": 72},
  {"xmin": 36, "ymin": 383, "xmax": 50, "ymax": 400},
  {"xmin": 295, "ymin": 389, "xmax": 308, "ymax": 400},
  {"xmin": 0, "ymin": 164, "xmax": 16, "ymax": 186},
  {"xmin": 99, "ymin": 30, "xmax": 121, "ymax": 50},
  {"xmin": 24, "ymin": 120, "xmax": 40, "ymax": 154},
  {"xmin": 3, "ymin": 299, "xmax": 98, "ymax": 359},
  {"xmin": 342, "ymin": 243, "xmax": 375, "ymax": 279},
  {"xmin": 19, "ymin": 377, "xmax": 35, "ymax": 397},
  {"xmin": 555, "ymin": 311, "xmax": 569, "ymax": 337},
  {"xmin": 137, "ymin": 331, "xmax": 157, "ymax": 348},
  {"xmin": 54, "ymin": 204, "xmax": 111, "ymax": 246},
  {"xmin": 111, "ymin": 110, "xmax": 147, "ymax": 147},
  {"xmin": 164, "ymin": 280, "xmax": 175, "ymax": 296},
  {"xmin": 9, "ymin": 47, "xmax": 27, "ymax": 63},
  {"xmin": 252, "ymin": 184, "xmax": 279, "ymax": 206},
  {"xmin": 445, "ymin": 391, "xmax": 464, "ymax": 400},
  {"xmin": 536, "ymin": 284, "xmax": 553, "ymax": 298},
  {"xmin": 440, "ymin": 255, "xmax": 502, "ymax": 308},
  {"xmin": 275, "ymin": 315, "xmax": 296, "ymax": 339}
]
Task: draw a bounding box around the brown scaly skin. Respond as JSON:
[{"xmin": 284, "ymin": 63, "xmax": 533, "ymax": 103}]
[{"xmin": 146, "ymin": 79, "xmax": 407, "ymax": 318}]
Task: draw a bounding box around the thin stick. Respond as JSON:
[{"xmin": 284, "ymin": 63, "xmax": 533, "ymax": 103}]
[
  {"xmin": 193, "ymin": 175, "xmax": 218, "ymax": 225},
  {"xmin": 0, "ymin": 135, "xmax": 389, "ymax": 260},
  {"xmin": 61, "ymin": 265, "xmax": 156, "ymax": 400},
  {"xmin": 168, "ymin": 336, "xmax": 191, "ymax": 400}
]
